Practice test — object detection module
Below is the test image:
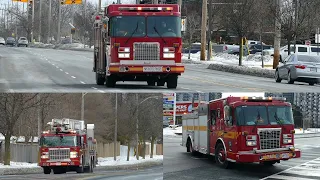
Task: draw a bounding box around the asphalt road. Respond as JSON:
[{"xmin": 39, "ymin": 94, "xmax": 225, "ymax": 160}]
[
  {"xmin": 163, "ymin": 135, "xmax": 320, "ymax": 180},
  {"xmin": 0, "ymin": 165, "xmax": 163, "ymax": 180},
  {"xmin": 1, "ymin": 46, "xmax": 320, "ymax": 92}
]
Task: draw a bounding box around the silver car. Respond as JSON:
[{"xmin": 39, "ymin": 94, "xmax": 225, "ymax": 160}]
[
  {"xmin": 275, "ymin": 54, "xmax": 320, "ymax": 85},
  {"xmin": 17, "ymin": 37, "xmax": 28, "ymax": 47},
  {"xmin": 0, "ymin": 37, "xmax": 5, "ymax": 45}
]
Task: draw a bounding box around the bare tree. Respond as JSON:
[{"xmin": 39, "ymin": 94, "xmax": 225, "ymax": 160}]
[
  {"xmin": 0, "ymin": 93, "xmax": 41, "ymax": 165},
  {"xmin": 185, "ymin": 11, "xmax": 201, "ymax": 60}
]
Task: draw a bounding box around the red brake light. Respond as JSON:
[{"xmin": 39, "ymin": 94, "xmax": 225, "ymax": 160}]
[
  {"xmin": 295, "ymin": 65, "xmax": 306, "ymax": 69},
  {"xmin": 95, "ymin": 16, "xmax": 100, "ymax": 20}
]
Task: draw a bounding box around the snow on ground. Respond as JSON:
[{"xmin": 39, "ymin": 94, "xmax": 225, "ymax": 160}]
[
  {"xmin": 97, "ymin": 155, "xmax": 163, "ymax": 166},
  {"xmin": 295, "ymin": 128, "xmax": 320, "ymax": 134},
  {"xmin": 163, "ymin": 126, "xmax": 182, "ymax": 136},
  {"xmin": 0, "ymin": 162, "xmax": 38, "ymax": 169},
  {"xmin": 183, "ymin": 52, "xmax": 274, "ymax": 69}
]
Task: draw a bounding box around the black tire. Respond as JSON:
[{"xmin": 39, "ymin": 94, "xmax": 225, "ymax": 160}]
[
  {"xmin": 167, "ymin": 75, "xmax": 178, "ymax": 89},
  {"xmin": 43, "ymin": 167, "xmax": 51, "ymax": 174},
  {"xmin": 186, "ymin": 140, "xmax": 191, "ymax": 152},
  {"xmin": 105, "ymin": 75, "xmax": 116, "ymax": 87},
  {"xmin": 96, "ymin": 73, "xmax": 105, "ymax": 85},
  {"xmin": 90, "ymin": 159, "xmax": 94, "ymax": 173},
  {"xmin": 157, "ymin": 80, "xmax": 165, "ymax": 86},
  {"xmin": 275, "ymin": 70, "xmax": 281, "ymax": 83},
  {"xmin": 147, "ymin": 80, "xmax": 156, "ymax": 86},
  {"xmin": 287, "ymin": 72, "xmax": 294, "ymax": 84},
  {"xmin": 53, "ymin": 168, "xmax": 62, "ymax": 174},
  {"xmin": 309, "ymin": 82, "xmax": 315, "ymax": 86},
  {"xmin": 215, "ymin": 143, "xmax": 232, "ymax": 169}
]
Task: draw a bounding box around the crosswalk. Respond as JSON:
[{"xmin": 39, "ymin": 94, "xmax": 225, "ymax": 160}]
[{"xmin": 260, "ymin": 147, "xmax": 320, "ymax": 180}]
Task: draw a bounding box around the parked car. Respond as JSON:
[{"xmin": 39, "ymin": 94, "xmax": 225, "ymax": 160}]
[
  {"xmin": 0, "ymin": 37, "xmax": 5, "ymax": 45},
  {"xmin": 271, "ymin": 45, "xmax": 320, "ymax": 62},
  {"xmin": 275, "ymin": 54, "xmax": 320, "ymax": 85},
  {"xmin": 6, "ymin": 37, "xmax": 16, "ymax": 46},
  {"xmin": 17, "ymin": 37, "xmax": 28, "ymax": 47}
]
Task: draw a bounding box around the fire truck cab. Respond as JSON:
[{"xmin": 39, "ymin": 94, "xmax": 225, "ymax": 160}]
[
  {"xmin": 182, "ymin": 96, "xmax": 301, "ymax": 168},
  {"xmin": 39, "ymin": 118, "xmax": 97, "ymax": 174},
  {"xmin": 93, "ymin": 4, "xmax": 184, "ymax": 89}
]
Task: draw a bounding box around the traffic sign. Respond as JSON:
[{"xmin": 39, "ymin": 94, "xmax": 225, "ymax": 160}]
[
  {"xmin": 12, "ymin": 0, "xmax": 28, "ymax": 2},
  {"xmin": 181, "ymin": 17, "xmax": 186, "ymax": 32},
  {"xmin": 71, "ymin": 28, "xmax": 76, "ymax": 34}
]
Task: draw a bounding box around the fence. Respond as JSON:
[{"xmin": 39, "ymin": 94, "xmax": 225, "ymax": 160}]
[{"xmin": 1, "ymin": 142, "xmax": 163, "ymax": 163}]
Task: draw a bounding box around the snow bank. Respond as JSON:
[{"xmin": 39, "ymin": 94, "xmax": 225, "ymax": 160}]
[
  {"xmin": 295, "ymin": 128, "xmax": 320, "ymax": 134},
  {"xmin": 163, "ymin": 127, "xmax": 182, "ymax": 137},
  {"xmin": 97, "ymin": 155, "xmax": 163, "ymax": 167},
  {"xmin": 0, "ymin": 162, "xmax": 38, "ymax": 169}
]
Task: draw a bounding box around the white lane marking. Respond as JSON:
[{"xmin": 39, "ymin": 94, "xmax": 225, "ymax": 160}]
[
  {"xmin": 98, "ymin": 90, "xmax": 104, "ymax": 93},
  {"xmin": 56, "ymin": 66, "xmax": 59, "ymax": 68},
  {"xmin": 91, "ymin": 87, "xmax": 98, "ymax": 90},
  {"xmin": 80, "ymin": 81, "xmax": 86, "ymax": 84},
  {"xmin": 71, "ymin": 76, "xmax": 76, "ymax": 79},
  {"xmin": 52, "ymin": 63, "xmax": 55, "ymax": 65},
  {"xmin": 65, "ymin": 72, "xmax": 69, "ymax": 75},
  {"xmin": 59, "ymin": 69, "xmax": 63, "ymax": 71},
  {"xmin": 260, "ymin": 157, "xmax": 320, "ymax": 180}
]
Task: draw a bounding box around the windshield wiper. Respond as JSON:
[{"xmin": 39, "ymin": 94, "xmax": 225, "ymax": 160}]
[
  {"xmin": 252, "ymin": 109, "xmax": 261, "ymax": 133},
  {"xmin": 125, "ymin": 22, "xmax": 139, "ymax": 44},
  {"xmin": 274, "ymin": 112, "xmax": 286, "ymax": 130},
  {"xmin": 153, "ymin": 26, "xmax": 166, "ymax": 44}
]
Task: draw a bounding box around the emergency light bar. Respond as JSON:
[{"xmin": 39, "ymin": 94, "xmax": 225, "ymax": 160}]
[
  {"xmin": 240, "ymin": 96, "xmax": 286, "ymax": 101},
  {"xmin": 118, "ymin": 7, "xmax": 173, "ymax": 12}
]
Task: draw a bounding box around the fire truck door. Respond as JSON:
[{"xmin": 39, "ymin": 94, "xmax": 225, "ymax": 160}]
[
  {"xmin": 209, "ymin": 107, "xmax": 220, "ymax": 155},
  {"xmin": 222, "ymin": 105, "xmax": 236, "ymax": 153}
]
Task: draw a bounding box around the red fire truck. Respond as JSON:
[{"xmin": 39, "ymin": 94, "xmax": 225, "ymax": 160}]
[
  {"xmin": 38, "ymin": 118, "xmax": 97, "ymax": 174},
  {"xmin": 182, "ymin": 96, "xmax": 301, "ymax": 168},
  {"xmin": 93, "ymin": 3, "xmax": 184, "ymax": 89}
]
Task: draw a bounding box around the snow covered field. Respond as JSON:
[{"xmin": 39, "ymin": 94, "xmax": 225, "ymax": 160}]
[
  {"xmin": 97, "ymin": 155, "xmax": 163, "ymax": 166},
  {"xmin": 0, "ymin": 162, "xmax": 38, "ymax": 169},
  {"xmin": 295, "ymin": 128, "xmax": 320, "ymax": 134},
  {"xmin": 163, "ymin": 127, "xmax": 182, "ymax": 137},
  {"xmin": 183, "ymin": 52, "xmax": 274, "ymax": 69}
]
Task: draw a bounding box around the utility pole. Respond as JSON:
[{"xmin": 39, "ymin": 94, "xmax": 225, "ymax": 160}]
[
  {"xmin": 70, "ymin": 4, "xmax": 74, "ymax": 44},
  {"xmin": 136, "ymin": 94, "xmax": 139, "ymax": 160},
  {"xmin": 177, "ymin": 0, "xmax": 182, "ymax": 11},
  {"xmin": 31, "ymin": 0, "xmax": 35, "ymax": 43},
  {"xmin": 48, "ymin": 0, "xmax": 51, "ymax": 43},
  {"xmin": 114, "ymin": 93, "xmax": 117, "ymax": 161},
  {"xmin": 83, "ymin": 0, "xmax": 86, "ymax": 48},
  {"xmin": 37, "ymin": 94, "xmax": 41, "ymax": 138},
  {"xmin": 293, "ymin": 0, "xmax": 298, "ymax": 53},
  {"xmin": 38, "ymin": 0, "xmax": 42, "ymax": 42},
  {"xmin": 57, "ymin": 0, "xmax": 61, "ymax": 43},
  {"xmin": 317, "ymin": 27, "xmax": 319, "ymax": 56},
  {"xmin": 273, "ymin": 0, "xmax": 281, "ymax": 69},
  {"xmin": 200, "ymin": 0, "xmax": 208, "ymax": 61},
  {"xmin": 98, "ymin": 0, "xmax": 102, "ymax": 11},
  {"xmin": 207, "ymin": 0, "xmax": 212, "ymax": 61}
]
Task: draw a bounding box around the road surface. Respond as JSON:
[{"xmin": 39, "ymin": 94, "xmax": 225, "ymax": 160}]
[
  {"xmin": 163, "ymin": 135, "xmax": 320, "ymax": 180},
  {"xmin": 0, "ymin": 165, "xmax": 163, "ymax": 180},
  {"xmin": 1, "ymin": 46, "xmax": 320, "ymax": 92}
]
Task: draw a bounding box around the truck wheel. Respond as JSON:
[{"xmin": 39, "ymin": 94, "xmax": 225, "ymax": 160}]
[
  {"xmin": 96, "ymin": 73, "xmax": 105, "ymax": 85},
  {"xmin": 215, "ymin": 143, "xmax": 232, "ymax": 169},
  {"xmin": 53, "ymin": 168, "xmax": 62, "ymax": 174},
  {"xmin": 105, "ymin": 75, "xmax": 116, "ymax": 87},
  {"xmin": 43, "ymin": 167, "xmax": 51, "ymax": 174},
  {"xmin": 167, "ymin": 75, "xmax": 178, "ymax": 89},
  {"xmin": 90, "ymin": 159, "xmax": 94, "ymax": 173},
  {"xmin": 147, "ymin": 80, "xmax": 155, "ymax": 86}
]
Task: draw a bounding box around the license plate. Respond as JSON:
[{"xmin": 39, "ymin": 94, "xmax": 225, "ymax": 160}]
[
  {"xmin": 143, "ymin": 67, "xmax": 163, "ymax": 72},
  {"xmin": 262, "ymin": 154, "xmax": 277, "ymax": 160},
  {"xmin": 310, "ymin": 67, "xmax": 317, "ymax": 72}
]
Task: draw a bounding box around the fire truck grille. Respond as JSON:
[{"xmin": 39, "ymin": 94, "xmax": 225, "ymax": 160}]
[
  {"xmin": 259, "ymin": 129, "xmax": 281, "ymax": 150},
  {"xmin": 49, "ymin": 149, "xmax": 70, "ymax": 160},
  {"xmin": 133, "ymin": 42, "xmax": 160, "ymax": 61}
]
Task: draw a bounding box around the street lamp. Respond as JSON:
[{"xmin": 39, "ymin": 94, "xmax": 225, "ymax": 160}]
[
  {"xmin": 81, "ymin": 92, "xmax": 88, "ymax": 120},
  {"xmin": 136, "ymin": 95, "xmax": 161, "ymax": 160}
]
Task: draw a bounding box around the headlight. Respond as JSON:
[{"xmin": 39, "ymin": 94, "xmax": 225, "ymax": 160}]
[
  {"xmin": 41, "ymin": 152, "xmax": 49, "ymax": 159},
  {"xmin": 163, "ymin": 53, "xmax": 175, "ymax": 58},
  {"xmin": 283, "ymin": 134, "xmax": 293, "ymax": 144},
  {"xmin": 118, "ymin": 53, "xmax": 130, "ymax": 58},
  {"xmin": 70, "ymin": 151, "xmax": 78, "ymax": 158},
  {"xmin": 246, "ymin": 135, "xmax": 257, "ymax": 146}
]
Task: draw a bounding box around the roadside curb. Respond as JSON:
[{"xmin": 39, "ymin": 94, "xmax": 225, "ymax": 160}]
[
  {"xmin": 295, "ymin": 133, "xmax": 320, "ymax": 139},
  {"xmin": 0, "ymin": 159, "xmax": 162, "ymax": 175},
  {"xmin": 207, "ymin": 63, "xmax": 275, "ymax": 79},
  {"xmin": 29, "ymin": 44, "xmax": 94, "ymax": 52}
]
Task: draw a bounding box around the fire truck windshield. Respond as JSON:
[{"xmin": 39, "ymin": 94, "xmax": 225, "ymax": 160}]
[
  {"xmin": 109, "ymin": 16, "xmax": 181, "ymax": 38},
  {"xmin": 40, "ymin": 135, "xmax": 77, "ymax": 147},
  {"xmin": 235, "ymin": 106, "xmax": 294, "ymax": 126}
]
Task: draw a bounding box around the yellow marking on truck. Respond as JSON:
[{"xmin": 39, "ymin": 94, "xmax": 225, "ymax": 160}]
[{"xmin": 183, "ymin": 126, "xmax": 207, "ymax": 131}]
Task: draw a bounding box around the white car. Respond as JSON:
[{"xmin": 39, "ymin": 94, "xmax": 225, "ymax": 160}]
[
  {"xmin": 0, "ymin": 37, "xmax": 5, "ymax": 45},
  {"xmin": 17, "ymin": 37, "xmax": 28, "ymax": 47}
]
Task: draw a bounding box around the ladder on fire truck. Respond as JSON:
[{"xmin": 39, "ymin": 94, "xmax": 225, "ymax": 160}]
[{"xmin": 48, "ymin": 118, "xmax": 85, "ymax": 133}]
